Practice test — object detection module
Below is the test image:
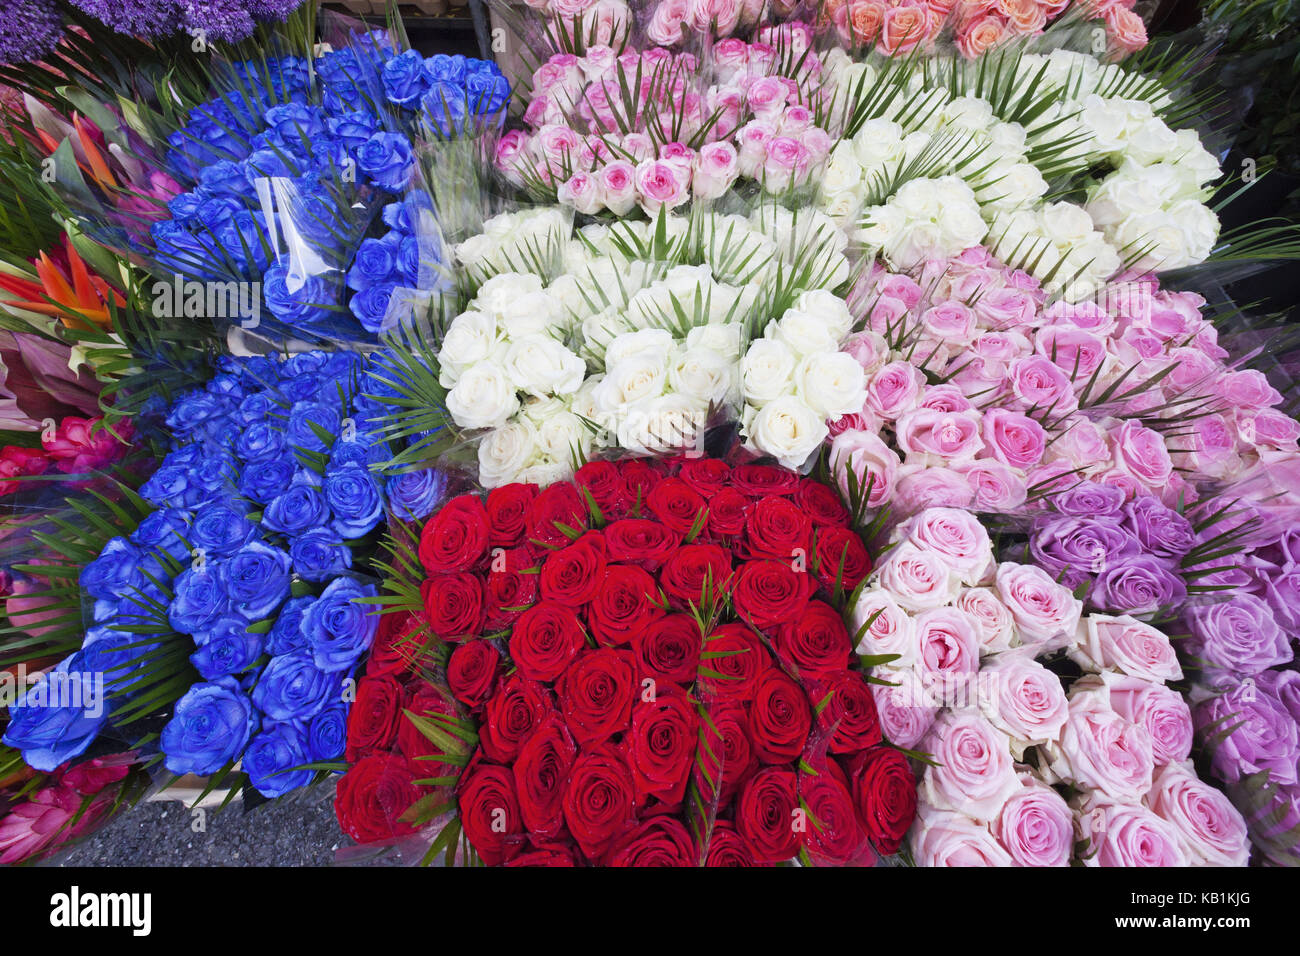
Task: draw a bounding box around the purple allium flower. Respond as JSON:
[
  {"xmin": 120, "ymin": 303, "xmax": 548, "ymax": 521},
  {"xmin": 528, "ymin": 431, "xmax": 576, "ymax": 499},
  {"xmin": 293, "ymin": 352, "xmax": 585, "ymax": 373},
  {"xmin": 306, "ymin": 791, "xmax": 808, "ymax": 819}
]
[
  {"xmin": 67, "ymin": 0, "xmax": 177, "ymax": 38},
  {"xmin": 0, "ymin": 0, "xmax": 64, "ymax": 66},
  {"xmin": 1185, "ymin": 594, "xmax": 1291, "ymax": 677},
  {"xmin": 1195, "ymin": 680, "xmax": 1300, "ymax": 787},
  {"xmin": 1091, "ymin": 554, "xmax": 1188, "ymax": 617}
]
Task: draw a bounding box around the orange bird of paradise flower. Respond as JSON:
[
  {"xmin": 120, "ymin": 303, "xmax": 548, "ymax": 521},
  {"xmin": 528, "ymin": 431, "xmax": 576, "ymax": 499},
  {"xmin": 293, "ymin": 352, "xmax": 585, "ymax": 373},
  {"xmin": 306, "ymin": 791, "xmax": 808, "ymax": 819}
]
[{"xmin": 0, "ymin": 238, "xmax": 124, "ymax": 329}]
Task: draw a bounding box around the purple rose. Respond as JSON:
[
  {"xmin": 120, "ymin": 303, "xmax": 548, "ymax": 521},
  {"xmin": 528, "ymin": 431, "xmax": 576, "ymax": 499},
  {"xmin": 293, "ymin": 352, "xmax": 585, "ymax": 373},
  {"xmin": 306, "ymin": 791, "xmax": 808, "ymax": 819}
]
[
  {"xmin": 1091, "ymin": 555, "xmax": 1188, "ymax": 617},
  {"xmin": 1195, "ymin": 681, "xmax": 1299, "ymax": 787},
  {"xmin": 1185, "ymin": 595, "xmax": 1291, "ymax": 676},
  {"xmin": 1029, "ymin": 516, "xmax": 1139, "ymax": 590},
  {"xmin": 1122, "ymin": 496, "xmax": 1195, "ymax": 562},
  {"xmin": 1255, "ymin": 670, "xmax": 1300, "ymax": 725},
  {"xmin": 1263, "ymin": 568, "xmax": 1300, "ymax": 636},
  {"xmin": 1048, "ymin": 480, "xmax": 1126, "ymax": 518},
  {"xmin": 1245, "ymin": 784, "xmax": 1300, "ymax": 866}
]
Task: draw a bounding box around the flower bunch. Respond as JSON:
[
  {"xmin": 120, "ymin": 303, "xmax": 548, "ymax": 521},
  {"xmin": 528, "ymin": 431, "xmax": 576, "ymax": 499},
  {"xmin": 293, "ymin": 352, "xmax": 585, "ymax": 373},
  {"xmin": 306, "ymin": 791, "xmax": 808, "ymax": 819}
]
[
  {"xmin": 0, "ymin": 417, "xmax": 131, "ymax": 495},
  {"xmin": 0, "ymin": 754, "xmax": 135, "ymax": 864},
  {"xmin": 642, "ymin": 0, "xmax": 769, "ymax": 46}
]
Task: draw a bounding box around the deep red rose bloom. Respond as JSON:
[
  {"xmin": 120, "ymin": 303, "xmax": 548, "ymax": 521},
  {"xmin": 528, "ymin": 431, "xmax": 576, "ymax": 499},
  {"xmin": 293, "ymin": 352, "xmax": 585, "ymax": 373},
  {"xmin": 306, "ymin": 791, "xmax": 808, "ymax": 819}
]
[
  {"xmin": 526, "ymin": 482, "xmax": 588, "ymax": 550},
  {"xmin": 503, "ymin": 847, "xmax": 576, "ymax": 866},
  {"xmin": 705, "ymin": 486, "xmax": 749, "ymax": 538},
  {"xmin": 794, "ymin": 477, "xmax": 850, "ymax": 527},
  {"xmin": 633, "ymin": 613, "xmax": 701, "ymax": 687},
  {"xmin": 848, "ymin": 745, "xmax": 917, "ymax": 856},
  {"xmin": 562, "ymin": 741, "xmax": 636, "ymax": 861},
  {"xmin": 512, "ymin": 713, "xmax": 577, "ymax": 842},
  {"xmin": 458, "ymin": 758, "xmax": 525, "ymax": 866},
  {"xmin": 573, "ymin": 460, "xmax": 627, "ymax": 517},
  {"xmin": 731, "ymin": 464, "xmax": 800, "ymax": 497},
  {"xmin": 736, "ymin": 766, "xmax": 800, "ymax": 863},
  {"xmin": 607, "ymin": 816, "xmax": 697, "ymax": 867},
  {"xmin": 749, "ymin": 668, "xmax": 813, "ymax": 764},
  {"xmin": 397, "ymin": 683, "xmax": 458, "ymax": 780},
  {"xmin": 479, "ymin": 674, "xmax": 552, "ymax": 762},
  {"xmin": 694, "ymin": 698, "xmax": 758, "ymax": 802},
  {"xmin": 697, "ymin": 622, "xmax": 765, "ymax": 699},
  {"xmin": 743, "ymin": 495, "xmax": 812, "ymax": 562},
  {"xmin": 813, "ymin": 670, "xmax": 883, "ymax": 754},
  {"xmin": 334, "ymin": 753, "xmax": 423, "ymax": 844},
  {"xmin": 659, "ymin": 542, "xmax": 732, "ymax": 607},
  {"xmin": 422, "ymin": 573, "xmax": 484, "ymax": 641},
  {"xmin": 587, "ymin": 564, "xmax": 664, "ymax": 646},
  {"xmin": 799, "ymin": 762, "xmax": 868, "ymax": 865},
  {"xmin": 485, "ymin": 483, "xmax": 538, "ymax": 547},
  {"xmin": 483, "ymin": 546, "xmax": 538, "ymax": 629},
  {"xmin": 539, "ymin": 538, "xmax": 606, "ymax": 606},
  {"xmin": 419, "ymin": 495, "xmax": 490, "ymax": 572},
  {"xmin": 731, "ymin": 559, "xmax": 815, "ymax": 631},
  {"xmin": 367, "ymin": 610, "xmax": 425, "ymax": 677},
  {"xmin": 676, "ymin": 457, "xmax": 731, "ymax": 497},
  {"xmin": 509, "ymin": 601, "xmax": 587, "ymax": 682},
  {"xmin": 627, "ymin": 689, "xmax": 698, "ymax": 806},
  {"xmin": 344, "ymin": 674, "xmax": 404, "ymax": 763},
  {"xmin": 616, "ymin": 458, "xmax": 663, "ymax": 503},
  {"xmin": 774, "ymin": 600, "xmax": 851, "ymax": 676},
  {"xmin": 603, "ymin": 518, "xmax": 680, "ymax": 569},
  {"xmin": 447, "ymin": 639, "xmax": 501, "ymax": 710},
  {"xmin": 645, "ymin": 477, "xmax": 707, "ymax": 535},
  {"xmin": 556, "ymin": 647, "xmax": 636, "ymax": 746},
  {"xmin": 812, "ymin": 526, "xmax": 872, "ymax": 592},
  {"xmin": 705, "ymin": 821, "xmax": 767, "ymax": 866}
]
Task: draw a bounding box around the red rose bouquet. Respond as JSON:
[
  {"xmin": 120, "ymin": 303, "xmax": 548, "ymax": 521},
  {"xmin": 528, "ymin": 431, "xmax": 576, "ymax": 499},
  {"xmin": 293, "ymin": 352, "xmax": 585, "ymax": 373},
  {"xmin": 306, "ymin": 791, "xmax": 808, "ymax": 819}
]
[{"xmin": 339, "ymin": 455, "xmax": 919, "ymax": 866}]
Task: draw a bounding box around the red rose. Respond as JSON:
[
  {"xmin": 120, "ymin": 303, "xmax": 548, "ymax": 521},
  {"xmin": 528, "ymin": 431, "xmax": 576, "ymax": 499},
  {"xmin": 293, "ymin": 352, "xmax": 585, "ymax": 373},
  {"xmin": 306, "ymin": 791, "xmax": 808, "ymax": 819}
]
[
  {"xmin": 731, "ymin": 464, "xmax": 800, "ymax": 497},
  {"xmin": 705, "ymin": 821, "xmax": 767, "ymax": 866},
  {"xmin": 697, "ymin": 623, "xmax": 765, "ymax": 699},
  {"xmin": 587, "ymin": 564, "xmax": 664, "ymax": 646},
  {"xmin": 749, "ymin": 668, "xmax": 813, "ymax": 764},
  {"xmin": 607, "ymin": 816, "xmax": 697, "ymax": 867},
  {"xmin": 799, "ymin": 762, "xmax": 867, "ymax": 865},
  {"xmin": 774, "ymin": 600, "xmax": 851, "ymax": 676},
  {"xmin": 633, "ymin": 613, "xmax": 701, "ymax": 687},
  {"xmin": 694, "ymin": 698, "xmax": 757, "ymax": 802},
  {"xmin": 334, "ymin": 753, "xmax": 423, "ymax": 844},
  {"xmin": 526, "ymin": 482, "xmax": 588, "ymax": 550},
  {"xmin": 419, "ymin": 495, "xmax": 489, "ymax": 572},
  {"xmin": 743, "ymin": 495, "xmax": 812, "ymax": 562},
  {"xmin": 794, "ymin": 477, "xmax": 850, "ymax": 526},
  {"xmin": 603, "ymin": 518, "xmax": 680, "ymax": 569},
  {"xmin": 485, "ymin": 483, "xmax": 538, "ymax": 546},
  {"xmin": 344, "ymin": 674, "xmax": 404, "ymax": 763},
  {"xmin": 484, "ymin": 546, "xmax": 538, "ymax": 629},
  {"xmin": 447, "ymin": 639, "xmax": 500, "ymax": 710},
  {"xmin": 562, "ymin": 741, "xmax": 636, "ymax": 861},
  {"xmin": 676, "ymin": 457, "xmax": 731, "ymax": 497},
  {"xmin": 813, "ymin": 670, "xmax": 883, "ymax": 754},
  {"xmin": 812, "ymin": 527, "xmax": 872, "ymax": 592},
  {"xmin": 367, "ymin": 610, "xmax": 426, "ymax": 677},
  {"xmin": 645, "ymin": 477, "xmax": 707, "ymax": 536},
  {"xmin": 479, "ymin": 674, "xmax": 552, "ymax": 762},
  {"xmin": 503, "ymin": 847, "xmax": 576, "ymax": 866},
  {"xmin": 627, "ymin": 689, "xmax": 698, "ymax": 805},
  {"xmin": 458, "ymin": 758, "xmax": 526, "ymax": 866},
  {"xmin": 421, "ymin": 573, "xmax": 484, "ymax": 641},
  {"xmin": 705, "ymin": 487, "xmax": 749, "ymax": 538},
  {"xmin": 397, "ymin": 683, "xmax": 459, "ymax": 781},
  {"xmin": 573, "ymin": 461, "xmax": 628, "ymax": 517},
  {"xmin": 509, "ymin": 601, "xmax": 587, "ymax": 682},
  {"xmin": 556, "ymin": 648, "xmax": 636, "ymax": 746},
  {"xmin": 616, "ymin": 458, "xmax": 663, "ymax": 503},
  {"xmin": 731, "ymin": 559, "xmax": 815, "ymax": 631},
  {"xmin": 539, "ymin": 537, "xmax": 606, "ymax": 606},
  {"xmin": 736, "ymin": 766, "xmax": 800, "ymax": 862},
  {"xmin": 512, "ymin": 713, "xmax": 577, "ymax": 842},
  {"xmin": 659, "ymin": 543, "xmax": 732, "ymax": 607},
  {"xmin": 848, "ymin": 745, "xmax": 917, "ymax": 856}
]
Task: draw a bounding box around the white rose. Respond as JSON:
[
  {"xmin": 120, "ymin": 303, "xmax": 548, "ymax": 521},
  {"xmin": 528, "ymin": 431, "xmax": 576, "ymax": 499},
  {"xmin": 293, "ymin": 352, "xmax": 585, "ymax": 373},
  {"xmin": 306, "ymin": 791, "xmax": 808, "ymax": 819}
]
[
  {"xmin": 741, "ymin": 337, "xmax": 797, "ymax": 405},
  {"xmin": 437, "ymin": 310, "xmax": 497, "ymax": 388},
  {"xmin": 501, "ymin": 335, "xmax": 586, "ymax": 397},
  {"xmin": 744, "ymin": 395, "xmax": 827, "ymax": 470},
  {"xmin": 767, "ymin": 308, "xmax": 842, "ymax": 357},
  {"xmin": 668, "ymin": 346, "xmax": 734, "ymax": 405},
  {"xmin": 792, "ymin": 289, "xmax": 853, "ymax": 341},
  {"xmin": 618, "ymin": 393, "xmax": 706, "ymax": 455},
  {"xmin": 592, "ymin": 351, "xmax": 668, "ymax": 412},
  {"xmin": 794, "ymin": 351, "xmax": 866, "ymax": 419},
  {"xmin": 685, "ymin": 322, "xmax": 741, "ymax": 355},
  {"xmin": 533, "ymin": 408, "xmax": 591, "ymax": 462},
  {"xmin": 477, "ymin": 417, "xmax": 538, "ymax": 487},
  {"xmin": 603, "ymin": 327, "xmax": 675, "ymax": 369},
  {"xmin": 445, "ymin": 362, "xmax": 520, "ymax": 429}
]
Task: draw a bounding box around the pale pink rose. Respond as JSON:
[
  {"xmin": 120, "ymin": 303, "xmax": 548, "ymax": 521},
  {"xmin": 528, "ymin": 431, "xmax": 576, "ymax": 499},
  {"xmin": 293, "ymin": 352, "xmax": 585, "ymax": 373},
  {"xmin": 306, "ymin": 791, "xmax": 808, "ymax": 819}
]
[
  {"xmin": 841, "ymin": 330, "xmax": 890, "ymax": 375},
  {"xmin": 711, "ymin": 38, "xmax": 751, "ymax": 83},
  {"xmin": 974, "ymin": 287, "xmax": 1037, "ymax": 330},
  {"xmin": 994, "ymin": 775, "xmax": 1073, "ymax": 867},
  {"xmin": 691, "ymin": 0, "xmax": 743, "ymax": 34},
  {"xmin": 1238, "ymin": 408, "xmax": 1300, "ymax": 448},
  {"xmin": 537, "ymin": 123, "xmax": 583, "ymax": 163},
  {"xmin": 1076, "ymin": 799, "xmax": 1186, "ymax": 867},
  {"xmin": 557, "ymin": 172, "xmax": 606, "ymax": 214},
  {"xmin": 876, "ymin": 273, "xmax": 923, "ymax": 310},
  {"xmin": 913, "ymin": 607, "xmax": 981, "ymax": 691},
  {"xmin": 658, "ymin": 141, "xmax": 696, "ymax": 173},
  {"xmin": 634, "ymin": 159, "xmax": 690, "ymax": 214},
  {"xmin": 552, "ymin": 0, "xmax": 598, "ymax": 16},
  {"xmin": 920, "ymin": 301, "xmax": 977, "ymax": 346},
  {"xmin": 1052, "ymin": 693, "xmax": 1155, "ymax": 802},
  {"xmin": 829, "ymin": 428, "xmax": 900, "ymax": 508},
  {"xmin": 979, "ymin": 655, "xmax": 1069, "ymax": 745},
  {"xmin": 1093, "ymin": 467, "xmax": 1145, "ymax": 501},
  {"xmin": 692, "ymin": 141, "xmax": 739, "ymax": 200},
  {"xmin": 779, "ymin": 105, "xmax": 813, "ymax": 134},
  {"xmin": 580, "ymin": 45, "xmax": 617, "ymax": 81},
  {"xmin": 872, "ymin": 667, "xmax": 940, "ymax": 748},
  {"xmin": 619, "ymin": 132, "xmax": 654, "ymax": 162},
  {"xmin": 902, "ymin": 506, "xmax": 993, "ymax": 582},
  {"xmin": 1044, "ymin": 299, "xmax": 1118, "ymax": 337},
  {"xmin": 879, "ymin": 2, "xmax": 932, "ymax": 54},
  {"xmin": 762, "ymin": 136, "xmax": 811, "ymax": 190},
  {"xmin": 981, "ymin": 407, "xmax": 1046, "ymax": 470},
  {"xmin": 598, "ymin": 160, "xmax": 638, "ymax": 215},
  {"xmin": 918, "ymin": 384, "xmax": 974, "ymax": 414},
  {"xmin": 913, "ymin": 807, "xmax": 1015, "ymax": 866},
  {"xmin": 745, "ymin": 76, "xmax": 789, "ymax": 117},
  {"xmin": 957, "ymin": 459, "xmax": 1029, "ymax": 513},
  {"xmin": 1034, "ymin": 327, "xmax": 1108, "ymax": 382},
  {"xmin": 874, "ymin": 539, "xmax": 961, "ymax": 612},
  {"xmin": 865, "ymin": 295, "xmax": 911, "ymax": 338},
  {"xmin": 922, "ymin": 712, "xmax": 1022, "ymax": 822},
  {"xmin": 1071, "ymin": 614, "xmax": 1182, "ymax": 683},
  {"xmin": 1111, "ymin": 419, "xmax": 1173, "ymax": 488},
  {"xmin": 1105, "ymin": 5, "xmax": 1148, "ymax": 54},
  {"xmin": 800, "ymin": 127, "xmax": 834, "ymax": 165},
  {"xmin": 1220, "ymin": 368, "xmax": 1283, "ymax": 410},
  {"xmin": 955, "ymin": 587, "xmax": 1016, "ymax": 652},
  {"xmin": 1103, "ymin": 674, "xmax": 1193, "ymax": 766},
  {"xmin": 994, "ymin": 561, "xmax": 1082, "ymax": 644},
  {"xmin": 895, "ymin": 408, "xmax": 985, "ymax": 464},
  {"xmin": 1147, "ymin": 763, "xmax": 1249, "ymax": 866},
  {"xmin": 494, "ymin": 130, "xmax": 531, "ymax": 186},
  {"xmin": 735, "ymin": 119, "xmax": 777, "ymax": 177},
  {"xmin": 707, "ymin": 85, "xmax": 745, "ymax": 137},
  {"xmin": 1182, "ymin": 413, "xmax": 1240, "ymax": 480},
  {"xmin": 893, "ymin": 466, "xmax": 976, "ymax": 514},
  {"xmin": 865, "ymin": 361, "xmax": 925, "ymax": 421},
  {"xmin": 852, "ymin": 587, "xmax": 917, "ymax": 667},
  {"xmin": 1047, "ymin": 416, "xmax": 1112, "ymax": 468},
  {"xmin": 1008, "ymin": 355, "xmax": 1078, "ymax": 415}
]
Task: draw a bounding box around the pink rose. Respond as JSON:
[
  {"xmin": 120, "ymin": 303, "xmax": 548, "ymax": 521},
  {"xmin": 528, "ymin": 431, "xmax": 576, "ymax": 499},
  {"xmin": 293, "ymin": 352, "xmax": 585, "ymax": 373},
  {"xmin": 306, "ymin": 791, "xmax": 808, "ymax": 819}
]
[
  {"xmin": 913, "ymin": 807, "xmax": 1014, "ymax": 866},
  {"xmin": 921, "ymin": 301, "xmax": 976, "ymax": 345},
  {"xmin": 918, "ymin": 384, "xmax": 973, "ymax": 414},
  {"xmin": 1220, "ymin": 368, "xmax": 1283, "ymax": 410},
  {"xmin": 841, "ymin": 330, "xmax": 890, "ymax": 375},
  {"xmin": 994, "ymin": 561, "xmax": 1082, "ymax": 644},
  {"xmin": 895, "ymin": 408, "xmax": 985, "ymax": 464},
  {"xmin": 978, "ymin": 655, "xmax": 1069, "ymax": 745},
  {"xmin": 691, "ymin": 0, "xmax": 742, "ymax": 35},
  {"xmin": 761, "ymin": 136, "xmax": 811, "ymax": 190},
  {"xmin": 872, "ymin": 667, "xmax": 940, "ymax": 750},
  {"xmin": 901, "ymin": 506, "xmax": 993, "ymax": 583},
  {"xmin": 598, "ymin": 160, "xmax": 638, "ymax": 215},
  {"xmin": 634, "ymin": 159, "xmax": 689, "ymax": 214},
  {"xmin": 865, "ymin": 361, "xmax": 925, "ymax": 421},
  {"xmin": 893, "ymin": 467, "xmax": 975, "ymax": 514},
  {"xmin": 1071, "ymin": 614, "xmax": 1182, "ymax": 683},
  {"xmin": 994, "ymin": 775, "xmax": 1073, "ymax": 867},
  {"xmin": 1076, "ymin": 798, "xmax": 1186, "ymax": 867},
  {"xmin": 1111, "ymin": 419, "xmax": 1173, "ymax": 488},
  {"xmin": 1045, "ymin": 417, "xmax": 1111, "ymax": 468},
  {"xmin": 692, "ymin": 141, "xmax": 739, "ymax": 200},
  {"xmin": 745, "ymin": 76, "xmax": 788, "ymax": 118},
  {"xmin": 711, "ymin": 38, "xmax": 750, "ymax": 83},
  {"xmin": 922, "ymin": 712, "xmax": 1021, "ymax": 822},
  {"xmin": 830, "ymin": 429, "xmax": 900, "ymax": 509},
  {"xmin": 1147, "ymin": 764, "xmax": 1249, "ymax": 866},
  {"xmin": 1044, "ymin": 299, "xmax": 1117, "ymax": 337},
  {"xmin": 954, "ymin": 587, "xmax": 1015, "ymax": 653},
  {"xmin": 1051, "ymin": 693, "xmax": 1155, "ymax": 803},
  {"xmin": 913, "ymin": 607, "xmax": 981, "ymax": 688},
  {"xmin": 957, "ymin": 459, "xmax": 1028, "ymax": 513},
  {"xmin": 874, "ymin": 540, "xmax": 960, "ymax": 612},
  {"xmin": 1007, "ymin": 356, "xmax": 1077, "ymax": 416},
  {"xmin": 557, "ymin": 171, "xmax": 606, "ymax": 214},
  {"xmin": 852, "ymin": 587, "xmax": 917, "ymax": 667},
  {"xmin": 1102, "ymin": 674, "xmax": 1193, "ymax": 766},
  {"xmin": 876, "ymin": 272, "xmax": 923, "ymax": 310},
  {"xmin": 735, "ymin": 119, "xmax": 777, "ymax": 177},
  {"xmin": 1239, "ymin": 408, "xmax": 1300, "ymax": 448},
  {"xmin": 981, "ymin": 407, "xmax": 1046, "ymax": 470}
]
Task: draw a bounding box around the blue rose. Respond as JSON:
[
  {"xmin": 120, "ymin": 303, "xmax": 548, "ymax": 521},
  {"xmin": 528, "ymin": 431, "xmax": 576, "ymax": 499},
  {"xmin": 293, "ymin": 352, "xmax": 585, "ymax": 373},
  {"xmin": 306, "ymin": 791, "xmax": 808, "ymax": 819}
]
[
  {"xmin": 195, "ymin": 195, "xmax": 244, "ymax": 231},
  {"xmin": 189, "ymin": 616, "xmax": 264, "ymax": 680},
  {"xmin": 327, "ymin": 110, "xmax": 380, "ymax": 152},
  {"xmin": 349, "ymin": 282, "xmax": 399, "ymax": 334},
  {"xmin": 421, "ymin": 82, "xmax": 468, "ymax": 135},
  {"xmin": 346, "ymin": 235, "xmax": 399, "ymax": 292},
  {"xmin": 327, "ymin": 437, "xmax": 373, "ymax": 470},
  {"xmin": 356, "ymin": 132, "xmax": 414, "ymax": 192},
  {"xmin": 289, "ymin": 528, "xmax": 353, "ymax": 583},
  {"xmin": 302, "ymin": 578, "xmax": 378, "ymax": 673},
  {"xmin": 189, "ymin": 500, "xmax": 256, "ymax": 557},
  {"xmin": 199, "ymin": 160, "xmax": 252, "ymax": 199},
  {"xmin": 245, "ymin": 147, "xmax": 298, "ymax": 181},
  {"xmin": 130, "ymin": 509, "xmax": 192, "ymax": 560},
  {"xmin": 252, "ymin": 649, "xmax": 344, "ymax": 721},
  {"xmin": 235, "ymin": 390, "xmax": 274, "ymax": 426},
  {"xmin": 235, "ymin": 420, "xmax": 288, "ymax": 462},
  {"xmin": 78, "ymin": 626, "xmax": 151, "ymax": 698},
  {"xmin": 307, "ymin": 702, "xmax": 347, "ymax": 761},
  {"xmin": 238, "ymin": 457, "xmax": 297, "ymax": 505},
  {"xmin": 281, "ymin": 373, "xmax": 326, "ymax": 405},
  {"xmin": 282, "ymin": 351, "xmax": 328, "ymax": 377},
  {"xmin": 263, "ymin": 265, "xmax": 337, "ymax": 330},
  {"xmin": 168, "ymin": 564, "xmax": 231, "ymax": 637},
  {"xmin": 465, "ymin": 69, "xmax": 511, "ymax": 114},
  {"xmin": 263, "ymin": 482, "xmax": 330, "ymax": 536},
  {"xmin": 1, "ymin": 655, "xmax": 109, "ymax": 772},
  {"xmin": 168, "ymin": 191, "xmax": 205, "ymax": 223},
  {"xmin": 266, "ymin": 596, "xmax": 314, "ymax": 656},
  {"xmin": 222, "ymin": 542, "xmax": 292, "ymax": 620},
  {"xmin": 165, "ymin": 391, "xmax": 227, "ymax": 436},
  {"xmin": 160, "ymin": 677, "xmax": 258, "ymax": 776},
  {"xmin": 424, "ymin": 53, "xmax": 468, "ymax": 86},
  {"xmin": 287, "ymin": 400, "xmax": 342, "ymax": 453},
  {"xmin": 383, "ymin": 49, "xmax": 430, "ymax": 107},
  {"xmin": 324, "ymin": 462, "xmax": 384, "ymax": 539},
  {"xmin": 245, "ymin": 720, "xmax": 313, "ymax": 797},
  {"xmin": 387, "ymin": 468, "xmax": 446, "ymax": 522},
  {"xmin": 80, "ymin": 536, "xmax": 143, "ymax": 602},
  {"xmin": 216, "ymin": 210, "xmax": 272, "ymax": 274}
]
